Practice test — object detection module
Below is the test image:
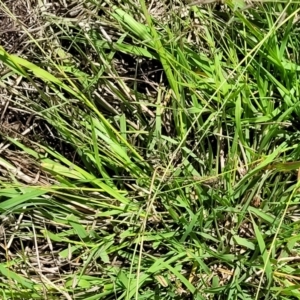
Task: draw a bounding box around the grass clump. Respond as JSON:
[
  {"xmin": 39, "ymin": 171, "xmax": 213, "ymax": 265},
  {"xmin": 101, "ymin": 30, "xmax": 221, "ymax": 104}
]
[{"xmin": 1, "ymin": 0, "xmax": 300, "ymax": 299}]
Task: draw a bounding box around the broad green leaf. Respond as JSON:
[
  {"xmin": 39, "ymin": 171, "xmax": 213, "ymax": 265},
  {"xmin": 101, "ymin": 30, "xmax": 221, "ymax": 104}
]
[
  {"xmin": 0, "ymin": 264, "xmax": 35, "ymax": 290},
  {"xmin": 250, "ymin": 215, "xmax": 273, "ymax": 284},
  {"xmin": 0, "ymin": 188, "xmax": 48, "ymax": 211},
  {"xmin": 233, "ymin": 235, "xmax": 255, "ymax": 250}
]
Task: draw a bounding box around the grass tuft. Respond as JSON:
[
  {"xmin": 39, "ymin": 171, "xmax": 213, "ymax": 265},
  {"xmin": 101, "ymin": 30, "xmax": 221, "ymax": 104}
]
[{"xmin": 1, "ymin": 0, "xmax": 300, "ymax": 299}]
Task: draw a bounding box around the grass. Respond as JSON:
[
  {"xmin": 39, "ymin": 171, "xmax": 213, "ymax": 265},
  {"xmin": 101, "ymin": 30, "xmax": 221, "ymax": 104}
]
[{"xmin": 1, "ymin": 0, "xmax": 300, "ymax": 299}]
